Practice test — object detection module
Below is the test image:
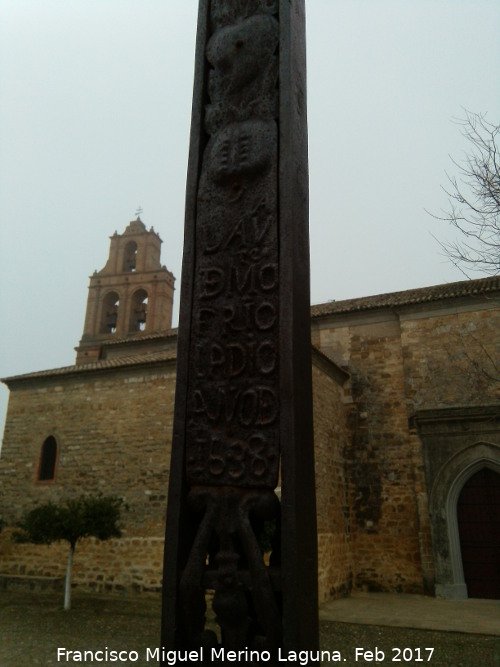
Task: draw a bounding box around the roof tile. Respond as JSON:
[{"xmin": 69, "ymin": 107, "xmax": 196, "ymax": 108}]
[{"xmin": 310, "ymin": 276, "xmax": 500, "ymax": 318}]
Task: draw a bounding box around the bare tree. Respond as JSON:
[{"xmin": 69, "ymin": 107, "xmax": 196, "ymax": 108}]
[{"xmin": 431, "ymin": 110, "xmax": 500, "ymax": 277}]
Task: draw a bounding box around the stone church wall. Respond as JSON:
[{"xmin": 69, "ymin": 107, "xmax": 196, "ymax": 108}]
[
  {"xmin": 311, "ymin": 290, "xmax": 500, "ymax": 596},
  {"xmin": 0, "ymin": 355, "xmax": 350, "ymax": 601},
  {"xmin": 2, "ymin": 283, "xmax": 498, "ymax": 599},
  {"xmin": 399, "ymin": 300, "xmax": 500, "ymax": 598},
  {"xmin": 346, "ymin": 319, "xmax": 423, "ymax": 593},
  {"xmin": 0, "ymin": 362, "xmax": 176, "ymax": 533},
  {"xmin": 0, "ymin": 361, "xmax": 176, "ymax": 594},
  {"xmin": 314, "ymin": 314, "xmax": 427, "ymax": 594},
  {"xmin": 0, "ymin": 534, "xmax": 165, "ymax": 594},
  {"xmin": 312, "ymin": 357, "xmax": 353, "ymax": 601},
  {"xmin": 400, "ymin": 302, "xmax": 500, "ymax": 410}
]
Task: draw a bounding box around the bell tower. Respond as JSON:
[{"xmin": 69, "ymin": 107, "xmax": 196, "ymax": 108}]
[{"xmin": 75, "ymin": 217, "xmax": 175, "ymax": 364}]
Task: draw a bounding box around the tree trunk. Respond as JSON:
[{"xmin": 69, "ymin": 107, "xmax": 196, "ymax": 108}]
[{"xmin": 64, "ymin": 543, "xmax": 75, "ymax": 611}]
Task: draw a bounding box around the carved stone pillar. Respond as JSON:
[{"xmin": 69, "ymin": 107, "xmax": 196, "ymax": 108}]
[{"xmin": 161, "ymin": 1, "xmax": 318, "ymax": 659}]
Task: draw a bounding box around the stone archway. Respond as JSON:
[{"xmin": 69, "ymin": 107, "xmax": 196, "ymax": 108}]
[
  {"xmin": 428, "ymin": 442, "xmax": 500, "ymax": 599},
  {"xmin": 457, "ymin": 467, "xmax": 500, "ymax": 599},
  {"xmin": 415, "ymin": 406, "xmax": 500, "ymax": 599}
]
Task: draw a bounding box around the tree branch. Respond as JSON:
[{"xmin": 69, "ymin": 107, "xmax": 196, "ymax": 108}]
[{"xmin": 430, "ymin": 110, "xmax": 500, "ymax": 277}]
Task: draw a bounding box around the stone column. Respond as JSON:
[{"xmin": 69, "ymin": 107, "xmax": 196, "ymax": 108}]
[{"xmin": 162, "ymin": 1, "xmax": 317, "ymax": 659}]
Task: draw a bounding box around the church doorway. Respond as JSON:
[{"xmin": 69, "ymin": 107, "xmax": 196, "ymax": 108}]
[{"xmin": 457, "ymin": 467, "xmax": 500, "ymax": 599}]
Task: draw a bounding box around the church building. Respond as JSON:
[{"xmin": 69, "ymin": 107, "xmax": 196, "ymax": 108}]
[{"xmin": 1, "ymin": 218, "xmax": 499, "ymax": 601}]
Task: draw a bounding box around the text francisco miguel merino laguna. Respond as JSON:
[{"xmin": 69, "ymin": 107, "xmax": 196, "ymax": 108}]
[{"xmin": 57, "ymin": 647, "xmax": 347, "ymax": 664}]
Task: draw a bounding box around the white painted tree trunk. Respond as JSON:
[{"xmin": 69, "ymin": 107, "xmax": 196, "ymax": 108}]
[{"xmin": 64, "ymin": 543, "xmax": 75, "ymax": 611}]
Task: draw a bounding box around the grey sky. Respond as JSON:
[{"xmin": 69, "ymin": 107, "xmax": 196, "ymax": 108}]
[{"xmin": 1, "ymin": 0, "xmax": 499, "ymax": 437}]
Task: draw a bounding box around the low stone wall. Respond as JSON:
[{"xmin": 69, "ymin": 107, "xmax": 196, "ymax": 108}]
[
  {"xmin": 0, "ymin": 529, "xmax": 164, "ymax": 594},
  {"xmin": 0, "ymin": 528, "xmax": 351, "ymax": 602},
  {"xmin": 0, "ymin": 573, "xmax": 65, "ymax": 592},
  {"xmin": 317, "ymin": 533, "xmax": 352, "ymax": 600}
]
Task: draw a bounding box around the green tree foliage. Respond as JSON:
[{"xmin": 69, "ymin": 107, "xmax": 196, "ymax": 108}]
[{"xmin": 14, "ymin": 495, "xmax": 124, "ymax": 610}]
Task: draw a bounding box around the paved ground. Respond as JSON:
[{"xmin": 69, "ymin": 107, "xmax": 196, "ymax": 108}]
[
  {"xmin": 0, "ymin": 589, "xmax": 499, "ymax": 666},
  {"xmin": 319, "ymin": 591, "xmax": 500, "ymax": 636}
]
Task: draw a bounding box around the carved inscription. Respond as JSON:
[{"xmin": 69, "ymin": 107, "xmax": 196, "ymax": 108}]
[{"xmin": 185, "ymin": 6, "xmax": 280, "ymax": 489}]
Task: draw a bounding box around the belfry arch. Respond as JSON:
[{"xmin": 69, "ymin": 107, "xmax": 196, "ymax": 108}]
[
  {"xmin": 100, "ymin": 291, "xmax": 120, "ymax": 334},
  {"xmin": 129, "ymin": 289, "xmax": 148, "ymax": 332},
  {"xmin": 122, "ymin": 241, "xmax": 138, "ymax": 272}
]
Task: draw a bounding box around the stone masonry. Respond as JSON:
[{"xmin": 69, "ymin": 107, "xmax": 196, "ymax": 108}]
[
  {"xmin": 311, "ymin": 277, "xmax": 500, "ymax": 596},
  {"xmin": 1, "ymin": 272, "xmax": 499, "ymax": 601},
  {"xmin": 0, "ymin": 350, "xmax": 348, "ymax": 600}
]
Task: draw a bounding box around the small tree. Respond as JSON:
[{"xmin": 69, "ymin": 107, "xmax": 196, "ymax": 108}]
[
  {"xmin": 431, "ymin": 110, "xmax": 500, "ymax": 277},
  {"xmin": 14, "ymin": 495, "xmax": 124, "ymax": 610}
]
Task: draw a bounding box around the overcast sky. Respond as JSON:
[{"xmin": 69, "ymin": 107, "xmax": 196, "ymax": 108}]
[{"xmin": 1, "ymin": 0, "xmax": 499, "ymax": 438}]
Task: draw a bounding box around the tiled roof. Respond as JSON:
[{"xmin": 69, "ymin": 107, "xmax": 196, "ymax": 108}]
[
  {"xmin": 311, "ymin": 276, "xmax": 500, "ymax": 319},
  {"xmin": 4, "ymin": 276, "xmax": 498, "ymax": 384},
  {"xmin": 2, "ymin": 350, "xmax": 176, "ymax": 384},
  {"xmin": 98, "ymin": 329, "xmax": 178, "ymax": 346}
]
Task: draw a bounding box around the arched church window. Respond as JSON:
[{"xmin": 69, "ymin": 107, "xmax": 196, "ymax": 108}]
[
  {"xmin": 123, "ymin": 241, "xmax": 138, "ymax": 272},
  {"xmin": 130, "ymin": 289, "xmax": 148, "ymax": 332},
  {"xmin": 101, "ymin": 291, "xmax": 120, "ymax": 334},
  {"xmin": 37, "ymin": 436, "xmax": 58, "ymax": 482}
]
